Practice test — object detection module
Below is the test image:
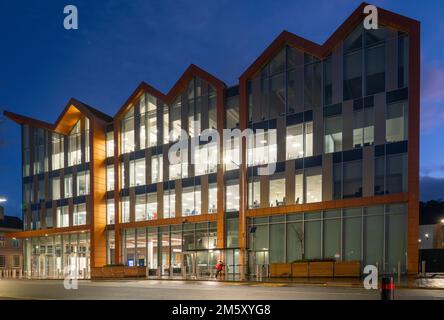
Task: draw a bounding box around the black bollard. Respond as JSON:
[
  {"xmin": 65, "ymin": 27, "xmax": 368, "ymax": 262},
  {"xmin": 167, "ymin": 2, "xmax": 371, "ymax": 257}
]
[{"xmin": 381, "ymin": 276, "xmax": 395, "ymax": 300}]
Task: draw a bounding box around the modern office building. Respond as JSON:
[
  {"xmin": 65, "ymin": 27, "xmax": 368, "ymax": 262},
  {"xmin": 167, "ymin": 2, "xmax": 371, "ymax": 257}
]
[
  {"xmin": 0, "ymin": 206, "xmax": 23, "ymax": 273},
  {"xmin": 5, "ymin": 3, "xmax": 420, "ymax": 278}
]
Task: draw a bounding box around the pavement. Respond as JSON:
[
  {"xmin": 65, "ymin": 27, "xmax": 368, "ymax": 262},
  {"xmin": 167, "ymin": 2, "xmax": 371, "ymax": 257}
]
[{"xmin": 1, "ymin": 278, "xmax": 444, "ymax": 300}]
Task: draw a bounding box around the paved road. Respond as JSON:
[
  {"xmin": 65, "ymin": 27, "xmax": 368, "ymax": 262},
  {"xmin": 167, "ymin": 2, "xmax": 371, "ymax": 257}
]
[{"xmin": 0, "ymin": 279, "xmax": 444, "ymax": 300}]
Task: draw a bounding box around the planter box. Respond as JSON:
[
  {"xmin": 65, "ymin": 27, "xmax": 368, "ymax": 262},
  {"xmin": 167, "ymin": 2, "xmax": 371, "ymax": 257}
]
[
  {"xmin": 291, "ymin": 262, "xmax": 309, "ymax": 277},
  {"xmin": 308, "ymin": 261, "xmax": 334, "ymax": 277},
  {"xmin": 269, "ymin": 263, "xmax": 291, "ymax": 277},
  {"xmin": 91, "ymin": 266, "xmax": 146, "ymax": 279},
  {"xmin": 334, "ymin": 261, "xmax": 361, "ymax": 277}
]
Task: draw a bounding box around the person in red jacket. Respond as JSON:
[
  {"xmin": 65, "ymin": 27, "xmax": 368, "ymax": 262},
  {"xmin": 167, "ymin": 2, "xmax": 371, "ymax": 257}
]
[{"xmin": 215, "ymin": 260, "xmax": 224, "ymax": 279}]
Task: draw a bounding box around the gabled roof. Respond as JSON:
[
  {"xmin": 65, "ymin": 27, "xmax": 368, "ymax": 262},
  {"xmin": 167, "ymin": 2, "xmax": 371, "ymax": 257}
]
[
  {"xmin": 4, "ymin": 98, "xmax": 112, "ymax": 135},
  {"xmin": 0, "ymin": 216, "xmax": 23, "ymax": 230},
  {"xmin": 240, "ymin": 2, "xmax": 420, "ymax": 81},
  {"xmin": 114, "ymin": 64, "xmax": 226, "ymax": 121}
]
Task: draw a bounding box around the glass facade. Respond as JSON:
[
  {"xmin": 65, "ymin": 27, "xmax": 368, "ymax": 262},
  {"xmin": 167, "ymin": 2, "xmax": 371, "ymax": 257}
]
[
  {"xmin": 23, "ymin": 232, "xmax": 90, "ymax": 279},
  {"xmin": 248, "ymin": 203, "xmax": 408, "ymax": 273}
]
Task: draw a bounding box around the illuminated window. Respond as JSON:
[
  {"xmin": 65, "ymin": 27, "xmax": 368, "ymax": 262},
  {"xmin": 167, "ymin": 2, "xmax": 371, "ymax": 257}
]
[
  {"xmin": 106, "ymin": 165, "xmax": 114, "ymax": 191},
  {"xmin": 107, "ymin": 199, "xmax": 115, "ymax": 224},
  {"xmin": 52, "ymin": 177, "xmax": 60, "ymax": 200},
  {"xmin": 73, "ymin": 203, "xmax": 87, "ymax": 226},
  {"xmin": 151, "ymin": 155, "xmax": 163, "ymax": 183},
  {"xmin": 68, "ymin": 121, "xmax": 82, "ymax": 166},
  {"xmin": 121, "ymin": 108, "xmax": 135, "ymax": 154},
  {"xmin": 130, "ymin": 159, "xmax": 145, "ymax": 187},
  {"xmin": 286, "ymin": 122, "xmax": 313, "ymax": 159},
  {"xmin": 121, "ymin": 197, "xmax": 130, "ymax": 223},
  {"xmin": 77, "ymin": 170, "xmax": 90, "ymax": 196},
  {"xmin": 106, "ymin": 131, "xmax": 114, "ymax": 157},
  {"xmin": 208, "ymin": 183, "xmax": 217, "ymax": 213},
  {"xmin": 52, "ymin": 133, "xmax": 64, "ymax": 170},
  {"xmin": 140, "ymin": 93, "xmax": 158, "ymax": 149},
  {"xmin": 305, "ymin": 167, "xmax": 322, "ymax": 203},
  {"xmin": 324, "ymin": 115, "xmax": 342, "ymax": 153},
  {"xmin": 248, "ymin": 130, "xmax": 277, "ymax": 166},
  {"xmin": 163, "ymin": 189, "xmax": 176, "ymax": 219},
  {"xmin": 386, "ymin": 101, "xmax": 408, "ymax": 143},
  {"xmin": 64, "ymin": 174, "xmax": 73, "ymax": 198}
]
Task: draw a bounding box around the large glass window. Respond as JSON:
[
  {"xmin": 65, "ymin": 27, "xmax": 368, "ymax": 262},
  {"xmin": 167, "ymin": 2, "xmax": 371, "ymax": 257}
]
[
  {"xmin": 269, "ymin": 175, "xmax": 285, "ymax": 207},
  {"xmin": 366, "ymin": 44, "xmax": 385, "ymax": 95},
  {"xmin": 324, "ymin": 115, "xmax": 342, "ymax": 153},
  {"xmin": 76, "ymin": 170, "xmax": 90, "ymax": 196},
  {"xmin": 225, "ymin": 181, "xmax": 240, "ymax": 212},
  {"xmin": 38, "ymin": 179, "xmax": 45, "ymax": 202},
  {"xmin": 305, "ymin": 167, "xmax": 322, "ymax": 203},
  {"xmin": 68, "ymin": 121, "xmax": 82, "ymax": 166},
  {"xmin": 140, "ymin": 93, "xmax": 158, "ymax": 149},
  {"xmin": 304, "ymin": 213, "xmax": 321, "ymax": 259},
  {"xmin": 107, "ymin": 199, "xmax": 115, "ymax": 224},
  {"xmin": 45, "ymin": 208, "xmax": 53, "ymax": 228},
  {"xmin": 344, "ymin": 50, "xmax": 362, "ymax": 100},
  {"xmin": 209, "ymin": 86, "xmax": 217, "ymax": 130},
  {"xmin": 194, "ymin": 143, "xmax": 218, "ymax": 176},
  {"xmin": 343, "ymin": 160, "xmax": 362, "ymax": 198},
  {"xmin": 248, "ymin": 130, "xmax": 277, "ymax": 166},
  {"xmin": 386, "ymin": 204, "xmax": 407, "ymax": 272},
  {"xmin": 57, "ymin": 206, "xmax": 69, "ymax": 228},
  {"xmin": 182, "ymin": 186, "xmax": 201, "ymax": 216},
  {"xmin": 286, "ymin": 122, "xmax": 313, "ymax": 159},
  {"xmin": 146, "ymin": 193, "xmax": 158, "ymax": 220},
  {"xmin": 187, "ymin": 78, "xmax": 202, "ymax": 137},
  {"xmin": 130, "ymin": 158, "xmax": 146, "ymax": 187},
  {"xmin": 224, "ymin": 135, "xmax": 241, "ymax": 171},
  {"xmin": 121, "ymin": 196, "xmax": 130, "ymax": 223},
  {"xmin": 364, "ymin": 206, "xmax": 384, "ymax": 268},
  {"xmin": 208, "ymin": 183, "xmax": 217, "ymax": 213},
  {"xmin": 386, "ymin": 153, "xmax": 407, "ymax": 194},
  {"xmin": 162, "ymin": 104, "xmax": 169, "ymax": 144},
  {"xmin": 270, "ymin": 222, "xmax": 285, "ymax": 263},
  {"xmin": 398, "ymin": 33, "xmax": 409, "ymax": 88},
  {"xmin": 386, "ymin": 101, "xmax": 408, "ymax": 143},
  {"xmin": 169, "ymin": 157, "xmax": 188, "ymax": 180},
  {"xmin": 248, "ymin": 177, "xmax": 260, "ymax": 209},
  {"xmin": 33, "ymin": 128, "xmax": 49, "ymax": 174},
  {"xmin": 295, "ymin": 170, "xmax": 303, "ymax": 204},
  {"xmin": 64, "ymin": 174, "xmax": 73, "ymax": 198},
  {"xmin": 304, "ymin": 54, "xmax": 322, "ymax": 108},
  {"xmin": 151, "ymin": 155, "xmax": 163, "ymax": 183},
  {"xmin": 51, "ymin": 133, "xmax": 64, "ymax": 170},
  {"xmin": 163, "ymin": 189, "xmax": 175, "ymax": 219},
  {"xmin": 84, "ymin": 118, "xmax": 90, "ymax": 163},
  {"xmin": 22, "ymin": 125, "xmax": 31, "ymax": 176},
  {"xmin": 73, "ymin": 203, "xmax": 87, "ymax": 226},
  {"xmin": 324, "ymin": 55, "xmax": 332, "ymax": 106},
  {"xmin": 121, "ymin": 108, "xmax": 135, "ymax": 154},
  {"xmin": 353, "ymin": 107, "xmax": 374, "ymax": 147},
  {"xmin": 323, "ymin": 210, "xmax": 341, "ymax": 259},
  {"xmin": 106, "ymin": 165, "xmax": 114, "ymax": 191},
  {"xmin": 343, "ymin": 208, "xmax": 362, "ymax": 261},
  {"xmin": 226, "ymin": 218, "xmax": 239, "ymax": 248},
  {"xmin": 106, "ymin": 131, "xmax": 114, "ymax": 157},
  {"xmin": 287, "ymin": 220, "xmax": 303, "ymax": 262},
  {"xmin": 226, "ymin": 96, "xmax": 239, "ymax": 129},
  {"xmin": 135, "ymin": 194, "xmax": 146, "ymax": 222},
  {"xmin": 170, "ymin": 98, "xmax": 181, "ymax": 142},
  {"xmin": 52, "ymin": 177, "xmax": 60, "ymax": 200}
]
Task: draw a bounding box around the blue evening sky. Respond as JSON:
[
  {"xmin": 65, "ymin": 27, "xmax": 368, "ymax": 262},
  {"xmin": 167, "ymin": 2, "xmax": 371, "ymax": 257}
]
[{"xmin": 1, "ymin": 0, "xmax": 443, "ymax": 218}]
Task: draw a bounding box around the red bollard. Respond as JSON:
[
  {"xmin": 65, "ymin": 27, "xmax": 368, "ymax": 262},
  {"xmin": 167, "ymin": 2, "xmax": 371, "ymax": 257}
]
[{"xmin": 381, "ymin": 276, "xmax": 395, "ymax": 300}]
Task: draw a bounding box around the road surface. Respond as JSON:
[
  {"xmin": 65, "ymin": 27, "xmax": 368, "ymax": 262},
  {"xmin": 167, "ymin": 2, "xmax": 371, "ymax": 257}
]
[{"xmin": 0, "ymin": 279, "xmax": 443, "ymax": 300}]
